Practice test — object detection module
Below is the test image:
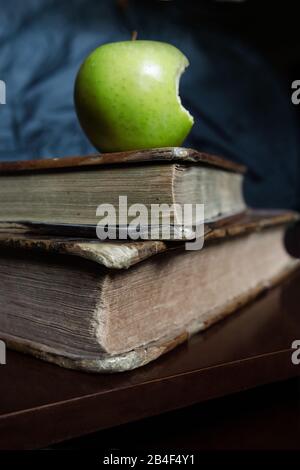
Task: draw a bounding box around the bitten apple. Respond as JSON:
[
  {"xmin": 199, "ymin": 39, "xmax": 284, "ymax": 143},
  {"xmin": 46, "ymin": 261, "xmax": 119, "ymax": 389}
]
[{"xmin": 74, "ymin": 40, "xmax": 194, "ymax": 152}]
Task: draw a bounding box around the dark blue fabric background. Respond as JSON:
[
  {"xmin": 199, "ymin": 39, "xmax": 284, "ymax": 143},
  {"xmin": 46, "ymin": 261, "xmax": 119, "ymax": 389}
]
[{"xmin": 0, "ymin": 0, "xmax": 299, "ymax": 209}]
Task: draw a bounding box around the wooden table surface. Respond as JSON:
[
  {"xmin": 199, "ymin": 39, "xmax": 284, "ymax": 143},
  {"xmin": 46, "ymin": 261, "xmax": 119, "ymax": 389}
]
[
  {"xmin": 53, "ymin": 377, "xmax": 300, "ymax": 451},
  {"xmin": 1, "ymin": 270, "xmax": 300, "ymax": 450}
]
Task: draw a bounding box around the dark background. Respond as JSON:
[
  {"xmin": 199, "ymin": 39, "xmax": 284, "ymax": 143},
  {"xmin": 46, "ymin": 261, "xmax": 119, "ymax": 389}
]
[{"xmin": 0, "ymin": 0, "xmax": 299, "ymax": 206}]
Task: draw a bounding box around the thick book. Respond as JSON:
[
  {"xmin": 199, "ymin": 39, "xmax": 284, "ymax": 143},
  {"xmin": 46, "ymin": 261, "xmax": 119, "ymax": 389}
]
[
  {"xmin": 0, "ymin": 210, "xmax": 298, "ymax": 373},
  {"xmin": 0, "ymin": 147, "xmax": 246, "ymax": 229}
]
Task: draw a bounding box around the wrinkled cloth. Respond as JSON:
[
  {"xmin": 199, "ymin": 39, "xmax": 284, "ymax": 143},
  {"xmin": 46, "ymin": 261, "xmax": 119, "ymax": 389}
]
[{"xmin": 0, "ymin": 0, "xmax": 299, "ymax": 209}]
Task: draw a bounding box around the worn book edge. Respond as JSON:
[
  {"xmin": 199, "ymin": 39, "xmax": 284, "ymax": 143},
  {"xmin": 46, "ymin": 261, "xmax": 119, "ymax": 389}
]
[
  {"xmin": 0, "ymin": 210, "xmax": 297, "ymax": 269},
  {"xmin": 1, "ymin": 263, "xmax": 298, "ymax": 373},
  {"xmin": 0, "ymin": 147, "xmax": 246, "ymax": 174}
]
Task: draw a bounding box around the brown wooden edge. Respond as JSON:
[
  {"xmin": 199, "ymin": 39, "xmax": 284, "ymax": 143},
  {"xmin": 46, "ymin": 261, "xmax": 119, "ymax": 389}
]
[
  {"xmin": 0, "ymin": 147, "xmax": 246, "ymax": 174},
  {"xmin": 0, "ymin": 348, "xmax": 297, "ymax": 450}
]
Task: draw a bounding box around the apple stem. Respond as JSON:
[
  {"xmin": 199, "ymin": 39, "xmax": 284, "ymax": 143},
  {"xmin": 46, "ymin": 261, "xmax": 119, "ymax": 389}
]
[
  {"xmin": 117, "ymin": 0, "xmax": 129, "ymax": 10},
  {"xmin": 131, "ymin": 30, "xmax": 138, "ymax": 41}
]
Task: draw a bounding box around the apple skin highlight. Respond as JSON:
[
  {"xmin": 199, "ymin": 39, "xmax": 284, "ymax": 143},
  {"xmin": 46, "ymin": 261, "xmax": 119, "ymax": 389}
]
[{"xmin": 74, "ymin": 40, "xmax": 194, "ymax": 152}]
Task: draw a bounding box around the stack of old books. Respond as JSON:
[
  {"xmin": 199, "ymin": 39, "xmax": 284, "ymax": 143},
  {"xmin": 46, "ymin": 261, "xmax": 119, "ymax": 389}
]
[{"xmin": 0, "ymin": 147, "xmax": 298, "ymax": 372}]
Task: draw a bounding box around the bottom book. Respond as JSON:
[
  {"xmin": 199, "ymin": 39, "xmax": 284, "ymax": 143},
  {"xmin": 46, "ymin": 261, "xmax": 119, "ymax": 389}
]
[{"xmin": 0, "ymin": 210, "xmax": 298, "ymax": 373}]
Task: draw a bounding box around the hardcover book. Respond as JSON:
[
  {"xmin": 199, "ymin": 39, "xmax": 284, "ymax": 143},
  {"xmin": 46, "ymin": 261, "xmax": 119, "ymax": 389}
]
[
  {"xmin": 0, "ymin": 147, "xmax": 246, "ymax": 231},
  {"xmin": 0, "ymin": 210, "xmax": 298, "ymax": 373}
]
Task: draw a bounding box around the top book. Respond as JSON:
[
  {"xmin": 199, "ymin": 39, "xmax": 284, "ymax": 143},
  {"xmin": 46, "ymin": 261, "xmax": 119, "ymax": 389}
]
[{"xmin": 0, "ymin": 147, "xmax": 246, "ymax": 234}]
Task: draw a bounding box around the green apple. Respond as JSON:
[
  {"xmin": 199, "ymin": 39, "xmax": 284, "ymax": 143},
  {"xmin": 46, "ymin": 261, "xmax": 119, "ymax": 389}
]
[{"xmin": 74, "ymin": 40, "xmax": 194, "ymax": 152}]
